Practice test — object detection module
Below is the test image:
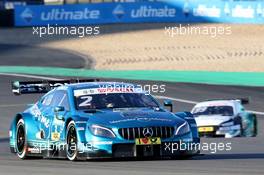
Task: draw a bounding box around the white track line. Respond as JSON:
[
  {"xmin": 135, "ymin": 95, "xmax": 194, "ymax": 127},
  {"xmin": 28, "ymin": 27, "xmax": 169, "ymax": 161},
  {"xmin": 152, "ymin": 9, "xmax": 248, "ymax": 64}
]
[
  {"xmin": 1, "ymin": 73, "xmax": 264, "ymax": 115},
  {"xmin": 155, "ymin": 95, "xmax": 198, "ymax": 104},
  {"xmin": 0, "ymin": 104, "xmax": 28, "ymax": 108},
  {"xmin": 247, "ymin": 110, "xmax": 264, "ymax": 116},
  {"xmin": 0, "ymin": 73, "xmax": 62, "ymax": 81},
  {"xmin": 155, "ymin": 95, "xmax": 264, "ymax": 116}
]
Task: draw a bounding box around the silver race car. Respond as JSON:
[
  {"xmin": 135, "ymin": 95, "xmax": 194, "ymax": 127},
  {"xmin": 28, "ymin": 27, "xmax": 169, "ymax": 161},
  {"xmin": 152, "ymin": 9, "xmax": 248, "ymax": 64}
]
[{"xmin": 191, "ymin": 99, "xmax": 257, "ymax": 138}]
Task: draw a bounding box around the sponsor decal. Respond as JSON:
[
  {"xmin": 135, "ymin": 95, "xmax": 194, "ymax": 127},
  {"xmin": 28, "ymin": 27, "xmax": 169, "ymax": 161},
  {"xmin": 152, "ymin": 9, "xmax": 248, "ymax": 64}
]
[
  {"xmin": 136, "ymin": 117, "xmax": 151, "ymax": 122},
  {"xmin": 143, "ymin": 128, "xmax": 153, "ymax": 137},
  {"xmin": 78, "ymin": 96, "xmax": 93, "ymax": 107},
  {"xmin": 219, "ymin": 125, "xmax": 240, "ymax": 131},
  {"xmin": 135, "ymin": 137, "xmax": 161, "ymax": 145},
  {"xmin": 31, "ymin": 105, "xmax": 50, "ymax": 128},
  {"xmin": 193, "ymin": 4, "xmax": 221, "ymax": 18},
  {"xmin": 53, "ymin": 124, "xmax": 63, "ymax": 140},
  {"xmin": 40, "ymin": 8, "xmax": 100, "ymax": 21},
  {"xmin": 130, "ymin": 5, "xmax": 176, "ymax": 18},
  {"xmin": 198, "ymin": 126, "xmax": 214, "ymax": 132},
  {"xmin": 14, "ymin": 1, "xmax": 264, "ymax": 27},
  {"xmin": 74, "ymin": 87, "xmax": 143, "ymax": 96},
  {"xmin": 109, "ymin": 117, "xmax": 172, "ymax": 124},
  {"xmin": 28, "ymin": 147, "xmax": 41, "ymax": 154},
  {"xmin": 183, "ymin": 2, "xmax": 190, "ymax": 17},
  {"xmin": 121, "ymin": 111, "xmax": 151, "ymax": 118},
  {"xmin": 232, "ymin": 5, "xmax": 255, "ymax": 18},
  {"xmin": 109, "ymin": 118, "xmax": 135, "ymax": 124},
  {"xmin": 21, "ymin": 8, "xmax": 34, "ymax": 23},
  {"xmin": 51, "ymin": 132, "xmax": 60, "ymax": 141},
  {"xmin": 224, "ymin": 3, "xmax": 231, "ymax": 16},
  {"xmin": 256, "ymin": 3, "xmax": 264, "ymax": 17},
  {"xmin": 113, "ymin": 5, "xmax": 125, "ymax": 20}
]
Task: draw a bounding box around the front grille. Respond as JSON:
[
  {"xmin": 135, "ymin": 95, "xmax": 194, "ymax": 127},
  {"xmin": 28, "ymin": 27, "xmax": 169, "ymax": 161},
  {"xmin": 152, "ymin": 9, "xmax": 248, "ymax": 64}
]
[{"xmin": 118, "ymin": 126, "xmax": 174, "ymax": 140}]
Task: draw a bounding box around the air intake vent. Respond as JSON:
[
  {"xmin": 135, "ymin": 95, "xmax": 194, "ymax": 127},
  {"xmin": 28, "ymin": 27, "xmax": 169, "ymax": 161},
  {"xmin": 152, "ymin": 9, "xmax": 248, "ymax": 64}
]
[{"xmin": 118, "ymin": 126, "xmax": 174, "ymax": 140}]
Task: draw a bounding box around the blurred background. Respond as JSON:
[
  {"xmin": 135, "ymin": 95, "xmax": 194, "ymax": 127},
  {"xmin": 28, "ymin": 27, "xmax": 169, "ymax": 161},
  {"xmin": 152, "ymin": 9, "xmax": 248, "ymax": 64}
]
[{"xmin": 0, "ymin": 0, "xmax": 263, "ymax": 74}]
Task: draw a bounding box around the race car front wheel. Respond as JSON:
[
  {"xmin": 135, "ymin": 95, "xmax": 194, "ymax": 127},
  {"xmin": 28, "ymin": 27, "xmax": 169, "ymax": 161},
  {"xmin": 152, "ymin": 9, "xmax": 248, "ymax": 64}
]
[
  {"xmin": 66, "ymin": 121, "xmax": 78, "ymax": 161},
  {"xmin": 16, "ymin": 119, "xmax": 27, "ymax": 159}
]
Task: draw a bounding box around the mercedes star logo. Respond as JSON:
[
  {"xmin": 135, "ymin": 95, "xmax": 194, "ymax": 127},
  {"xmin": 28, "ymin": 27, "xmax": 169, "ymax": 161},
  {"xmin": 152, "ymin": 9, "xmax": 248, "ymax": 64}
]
[{"xmin": 143, "ymin": 127, "xmax": 153, "ymax": 137}]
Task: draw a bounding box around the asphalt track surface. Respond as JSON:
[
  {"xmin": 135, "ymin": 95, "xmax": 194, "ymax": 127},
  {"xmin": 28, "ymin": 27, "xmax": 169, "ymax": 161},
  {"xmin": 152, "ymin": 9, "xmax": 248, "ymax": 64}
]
[
  {"xmin": 0, "ymin": 74, "xmax": 264, "ymax": 175},
  {"xmin": 0, "ymin": 44, "xmax": 87, "ymax": 68}
]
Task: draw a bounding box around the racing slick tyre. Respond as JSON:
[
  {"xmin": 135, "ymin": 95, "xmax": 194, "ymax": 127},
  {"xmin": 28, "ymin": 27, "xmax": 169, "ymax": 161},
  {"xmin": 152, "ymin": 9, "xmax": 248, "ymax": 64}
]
[
  {"xmin": 16, "ymin": 119, "xmax": 28, "ymax": 159},
  {"xmin": 234, "ymin": 117, "xmax": 243, "ymax": 137},
  {"xmin": 66, "ymin": 121, "xmax": 79, "ymax": 161},
  {"xmin": 252, "ymin": 115, "xmax": 258, "ymax": 137}
]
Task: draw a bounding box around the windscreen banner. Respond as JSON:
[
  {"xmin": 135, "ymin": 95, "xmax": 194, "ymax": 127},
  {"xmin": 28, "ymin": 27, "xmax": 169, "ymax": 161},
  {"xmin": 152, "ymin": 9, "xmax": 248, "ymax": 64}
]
[{"xmin": 14, "ymin": 0, "xmax": 264, "ymax": 26}]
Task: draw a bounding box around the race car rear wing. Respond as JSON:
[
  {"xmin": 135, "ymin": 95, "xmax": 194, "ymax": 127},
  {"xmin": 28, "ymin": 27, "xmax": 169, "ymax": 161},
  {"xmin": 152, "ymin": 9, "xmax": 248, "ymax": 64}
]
[
  {"xmin": 237, "ymin": 98, "xmax": 249, "ymax": 105},
  {"xmin": 11, "ymin": 79, "xmax": 99, "ymax": 95},
  {"xmin": 205, "ymin": 98, "xmax": 249, "ymax": 104}
]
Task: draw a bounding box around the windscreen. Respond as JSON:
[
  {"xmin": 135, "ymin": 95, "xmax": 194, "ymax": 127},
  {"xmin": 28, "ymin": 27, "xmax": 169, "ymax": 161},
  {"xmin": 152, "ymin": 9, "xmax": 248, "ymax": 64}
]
[
  {"xmin": 192, "ymin": 106, "xmax": 234, "ymax": 116},
  {"xmin": 75, "ymin": 93, "xmax": 159, "ymax": 110}
]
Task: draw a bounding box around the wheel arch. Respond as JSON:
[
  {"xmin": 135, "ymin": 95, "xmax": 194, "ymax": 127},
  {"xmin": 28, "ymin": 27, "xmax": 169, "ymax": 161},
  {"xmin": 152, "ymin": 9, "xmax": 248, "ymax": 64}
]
[
  {"xmin": 64, "ymin": 117, "xmax": 74, "ymax": 135},
  {"xmin": 13, "ymin": 113, "xmax": 40, "ymax": 143},
  {"xmin": 10, "ymin": 113, "xmax": 23, "ymax": 153},
  {"xmin": 64, "ymin": 117, "xmax": 88, "ymax": 146},
  {"xmin": 175, "ymin": 112, "xmax": 199, "ymax": 141}
]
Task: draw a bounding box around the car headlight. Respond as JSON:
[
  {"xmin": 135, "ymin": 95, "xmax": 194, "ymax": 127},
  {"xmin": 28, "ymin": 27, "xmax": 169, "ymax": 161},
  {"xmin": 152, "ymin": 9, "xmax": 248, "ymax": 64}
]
[
  {"xmin": 175, "ymin": 121, "xmax": 191, "ymax": 135},
  {"xmin": 89, "ymin": 125, "xmax": 116, "ymax": 138},
  {"xmin": 221, "ymin": 121, "xmax": 234, "ymax": 127}
]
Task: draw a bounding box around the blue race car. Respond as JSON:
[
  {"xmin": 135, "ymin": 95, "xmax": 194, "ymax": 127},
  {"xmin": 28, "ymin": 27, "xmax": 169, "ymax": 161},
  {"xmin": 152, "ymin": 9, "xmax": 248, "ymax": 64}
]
[{"xmin": 9, "ymin": 79, "xmax": 200, "ymax": 160}]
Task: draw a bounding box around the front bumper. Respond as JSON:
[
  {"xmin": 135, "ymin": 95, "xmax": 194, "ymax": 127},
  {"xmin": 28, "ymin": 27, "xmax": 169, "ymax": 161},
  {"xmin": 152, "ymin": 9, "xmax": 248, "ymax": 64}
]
[
  {"xmin": 198, "ymin": 125, "xmax": 241, "ymax": 138},
  {"xmin": 78, "ymin": 135, "xmax": 200, "ymax": 159}
]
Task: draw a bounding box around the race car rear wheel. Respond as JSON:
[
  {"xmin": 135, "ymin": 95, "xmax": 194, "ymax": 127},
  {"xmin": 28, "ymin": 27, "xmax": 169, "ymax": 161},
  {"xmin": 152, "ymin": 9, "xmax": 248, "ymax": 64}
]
[
  {"xmin": 234, "ymin": 117, "xmax": 243, "ymax": 137},
  {"xmin": 252, "ymin": 115, "xmax": 257, "ymax": 137},
  {"xmin": 16, "ymin": 119, "xmax": 27, "ymax": 159},
  {"xmin": 66, "ymin": 121, "xmax": 78, "ymax": 161}
]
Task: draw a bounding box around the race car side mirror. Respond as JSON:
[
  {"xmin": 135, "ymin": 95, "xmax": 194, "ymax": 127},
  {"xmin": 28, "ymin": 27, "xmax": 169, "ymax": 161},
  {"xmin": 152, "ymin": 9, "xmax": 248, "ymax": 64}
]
[
  {"xmin": 54, "ymin": 106, "xmax": 65, "ymax": 113},
  {"xmin": 164, "ymin": 100, "xmax": 173, "ymax": 112},
  {"xmin": 54, "ymin": 106, "xmax": 65, "ymax": 121}
]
